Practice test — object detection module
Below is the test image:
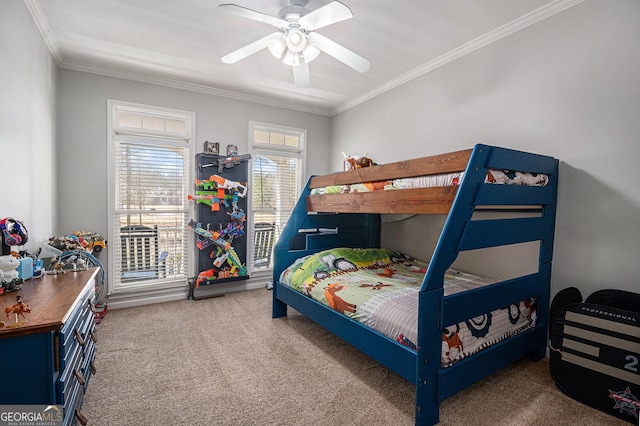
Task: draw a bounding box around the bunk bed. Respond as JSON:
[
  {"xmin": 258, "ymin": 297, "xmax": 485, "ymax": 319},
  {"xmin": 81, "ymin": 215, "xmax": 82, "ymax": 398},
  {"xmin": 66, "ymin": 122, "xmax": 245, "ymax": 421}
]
[{"xmin": 272, "ymin": 144, "xmax": 559, "ymax": 425}]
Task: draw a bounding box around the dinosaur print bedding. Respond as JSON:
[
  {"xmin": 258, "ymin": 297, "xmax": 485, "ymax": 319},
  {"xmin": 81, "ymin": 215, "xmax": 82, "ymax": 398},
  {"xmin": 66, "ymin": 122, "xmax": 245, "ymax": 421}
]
[
  {"xmin": 279, "ymin": 248, "xmax": 537, "ymax": 368},
  {"xmin": 309, "ymin": 169, "xmax": 549, "ymax": 195}
]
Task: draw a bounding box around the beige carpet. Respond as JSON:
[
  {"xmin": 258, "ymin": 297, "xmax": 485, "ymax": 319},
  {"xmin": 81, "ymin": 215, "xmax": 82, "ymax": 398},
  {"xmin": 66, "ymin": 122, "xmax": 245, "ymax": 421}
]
[{"xmin": 82, "ymin": 289, "xmax": 628, "ymax": 425}]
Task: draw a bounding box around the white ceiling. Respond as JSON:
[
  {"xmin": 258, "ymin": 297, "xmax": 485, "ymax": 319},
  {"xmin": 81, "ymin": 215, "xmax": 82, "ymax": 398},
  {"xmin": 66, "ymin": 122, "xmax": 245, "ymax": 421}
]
[{"xmin": 27, "ymin": 0, "xmax": 579, "ymax": 115}]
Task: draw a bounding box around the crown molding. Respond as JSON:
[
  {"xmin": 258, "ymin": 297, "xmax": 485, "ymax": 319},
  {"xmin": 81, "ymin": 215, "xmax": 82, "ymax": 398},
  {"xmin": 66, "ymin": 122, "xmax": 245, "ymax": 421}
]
[
  {"xmin": 25, "ymin": 0, "xmax": 331, "ymax": 117},
  {"xmin": 26, "ymin": 0, "xmax": 583, "ymax": 118},
  {"xmin": 330, "ymin": 0, "xmax": 585, "ymax": 116},
  {"xmin": 24, "ymin": 0, "xmax": 63, "ymax": 66},
  {"xmin": 59, "ymin": 60, "xmax": 332, "ymax": 116}
]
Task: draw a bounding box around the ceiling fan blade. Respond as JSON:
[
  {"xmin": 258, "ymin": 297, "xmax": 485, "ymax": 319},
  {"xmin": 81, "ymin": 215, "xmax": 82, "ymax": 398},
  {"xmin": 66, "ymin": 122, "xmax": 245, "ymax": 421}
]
[
  {"xmin": 222, "ymin": 32, "xmax": 281, "ymax": 64},
  {"xmin": 292, "ymin": 62, "xmax": 311, "ymax": 88},
  {"xmin": 299, "ymin": 1, "xmax": 353, "ymax": 31},
  {"xmin": 218, "ymin": 4, "xmax": 287, "ymax": 28},
  {"xmin": 306, "ymin": 32, "xmax": 370, "ymax": 73}
]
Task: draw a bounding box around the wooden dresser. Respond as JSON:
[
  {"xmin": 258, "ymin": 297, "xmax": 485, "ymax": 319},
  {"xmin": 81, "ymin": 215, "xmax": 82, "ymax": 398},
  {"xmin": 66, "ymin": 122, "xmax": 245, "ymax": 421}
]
[{"xmin": 0, "ymin": 268, "xmax": 99, "ymax": 425}]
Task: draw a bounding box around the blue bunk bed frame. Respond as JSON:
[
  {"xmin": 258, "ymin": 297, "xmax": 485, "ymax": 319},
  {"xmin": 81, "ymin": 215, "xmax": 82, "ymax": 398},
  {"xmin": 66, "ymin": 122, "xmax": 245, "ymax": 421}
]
[{"xmin": 272, "ymin": 144, "xmax": 559, "ymax": 425}]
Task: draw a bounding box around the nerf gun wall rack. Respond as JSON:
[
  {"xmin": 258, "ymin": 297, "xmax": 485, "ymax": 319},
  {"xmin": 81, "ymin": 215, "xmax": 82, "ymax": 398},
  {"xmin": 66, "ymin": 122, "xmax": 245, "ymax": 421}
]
[{"xmin": 191, "ymin": 153, "xmax": 251, "ymax": 291}]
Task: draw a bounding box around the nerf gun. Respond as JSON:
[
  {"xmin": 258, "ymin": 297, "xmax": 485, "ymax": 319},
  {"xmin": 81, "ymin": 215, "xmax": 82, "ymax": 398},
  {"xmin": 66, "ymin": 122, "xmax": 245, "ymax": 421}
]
[
  {"xmin": 188, "ymin": 220, "xmax": 232, "ymax": 251},
  {"xmin": 210, "ymin": 247, "xmax": 248, "ymax": 276},
  {"xmin": 187, "ymin": 194, "xmax": 223, "ymax": 211},
  {"xmin": 201, "ymin": 154, "xmax": 252, "ymax": 173},
  {"xmin": 208, "ymin": 175, "xmax": 247, "ymax": 198}
]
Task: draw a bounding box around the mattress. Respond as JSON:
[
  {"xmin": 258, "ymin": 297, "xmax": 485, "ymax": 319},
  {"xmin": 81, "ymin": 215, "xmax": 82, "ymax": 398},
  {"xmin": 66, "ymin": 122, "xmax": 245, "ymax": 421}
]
[
  {"xmin": 279, "ymin": 247, "xmax": 536, "ymax": 368},
  {"xmin": 309, "ymin": 169, "xmax": 549, "ymax": 195}
]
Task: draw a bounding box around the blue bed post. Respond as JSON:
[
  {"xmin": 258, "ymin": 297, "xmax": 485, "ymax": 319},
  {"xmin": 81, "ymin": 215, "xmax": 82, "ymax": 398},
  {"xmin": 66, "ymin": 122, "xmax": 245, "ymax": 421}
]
[
  {"xmin": 272, "ymin": 179, "xmax": 313, "ymax": 318},
  {"xmin": 415, "ymin": 145, "xmax": 492, "ymax": 425},
  {"xmin": 531, "ymin": 157, "xmax": 559, "ymax": 360}
]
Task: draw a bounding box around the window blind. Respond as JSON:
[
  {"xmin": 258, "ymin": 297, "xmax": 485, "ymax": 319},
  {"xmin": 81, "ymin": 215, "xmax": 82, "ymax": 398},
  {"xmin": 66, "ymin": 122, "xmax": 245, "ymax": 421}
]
[
  {"xmin": 250, "ymin": 123, "xmax": 305, "ymax": 271},
  {"xmin": 109, "ymin": 102, "xmax": 193, "ymax": 293}
]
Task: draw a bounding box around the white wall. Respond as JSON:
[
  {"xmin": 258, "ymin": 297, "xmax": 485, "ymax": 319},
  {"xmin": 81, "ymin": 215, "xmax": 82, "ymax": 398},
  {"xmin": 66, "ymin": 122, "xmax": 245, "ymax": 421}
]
[
  {"xmin": 56, "ymin": 69, "xmax": 330, "ymax": 288},
  {"xmin": 331, "ymin": 0, "xmax": 640, "ymax": 299},
  {"xmin": 0, "ymin": 1, "xmax": 57, "ymax": 252}
]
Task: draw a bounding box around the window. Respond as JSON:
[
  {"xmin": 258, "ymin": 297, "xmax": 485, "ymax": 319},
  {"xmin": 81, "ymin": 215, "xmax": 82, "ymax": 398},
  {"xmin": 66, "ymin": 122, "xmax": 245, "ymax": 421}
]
[
  {"xmin": 249, "ymin": 122, "xmax": 305, "ymax": 271},
  {"xmin": 107, "ymin": 101, "xmax": 194, "ymax": 294}
]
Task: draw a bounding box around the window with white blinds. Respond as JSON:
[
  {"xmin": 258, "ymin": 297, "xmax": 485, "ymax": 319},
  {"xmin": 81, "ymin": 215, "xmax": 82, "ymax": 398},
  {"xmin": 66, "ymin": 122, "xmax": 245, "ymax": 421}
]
[
  {"xmin": 108, "ymin": 101, "xmax": 193, "ymax": 293},
  {"xmin": 250, "ymin": 122, "xmax": 305, "ymax": 272}
]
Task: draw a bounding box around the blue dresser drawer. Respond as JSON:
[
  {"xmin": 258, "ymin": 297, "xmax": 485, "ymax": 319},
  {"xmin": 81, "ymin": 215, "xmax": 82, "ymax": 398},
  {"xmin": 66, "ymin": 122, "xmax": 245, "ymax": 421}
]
[
  {"xmin": 56, "ymin": 341, "xmax": 84, "ymax": 403},
  {"xmin": 55, "ymin": 274, "xmax": 97, "ymax": 426}
]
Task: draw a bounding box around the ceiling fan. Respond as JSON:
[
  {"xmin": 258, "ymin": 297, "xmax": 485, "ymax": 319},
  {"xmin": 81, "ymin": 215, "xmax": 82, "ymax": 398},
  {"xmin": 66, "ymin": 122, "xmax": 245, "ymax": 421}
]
[{"xmin": 218, "ymin": 0, "xmax": 370, "ymax": 88}]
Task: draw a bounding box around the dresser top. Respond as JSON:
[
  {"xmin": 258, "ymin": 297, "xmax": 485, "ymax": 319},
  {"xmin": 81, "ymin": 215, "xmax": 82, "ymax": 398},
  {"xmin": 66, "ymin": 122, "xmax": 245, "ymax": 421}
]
[{"xmin": 0, "ymin": 268, "xmax": 98, "ymax": 338}]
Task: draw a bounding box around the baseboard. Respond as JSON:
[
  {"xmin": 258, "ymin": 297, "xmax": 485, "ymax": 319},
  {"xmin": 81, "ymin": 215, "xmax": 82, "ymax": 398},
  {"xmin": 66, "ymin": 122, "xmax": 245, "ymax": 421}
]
[
  {"xmin": 191, "ymin": 278, "xmax": 268, "ymax": 299},
  {"xmin": 107, "ymin": 275, "xmax": 271, "ymax": 309},
  {"xmin": 107, "ymin": 285, "xmax": 190, "ymax": 309}
]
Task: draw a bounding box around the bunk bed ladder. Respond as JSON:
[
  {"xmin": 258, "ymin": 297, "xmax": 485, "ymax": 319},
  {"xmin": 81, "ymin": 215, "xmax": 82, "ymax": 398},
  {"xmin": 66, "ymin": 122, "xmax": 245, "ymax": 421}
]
[{"xmin": 416, "ymin": 144, "xmax": 559, "ymax": 425}]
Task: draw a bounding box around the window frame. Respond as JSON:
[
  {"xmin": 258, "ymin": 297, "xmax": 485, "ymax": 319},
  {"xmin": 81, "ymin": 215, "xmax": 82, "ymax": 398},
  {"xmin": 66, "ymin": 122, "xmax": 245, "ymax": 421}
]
[
  {"xmin": 248, "ymin": 121, "xmax": 306, "ymax": 273},
  {"xmin": 107, "ymin": 99, "xmax": 195, "ymax": 295}
]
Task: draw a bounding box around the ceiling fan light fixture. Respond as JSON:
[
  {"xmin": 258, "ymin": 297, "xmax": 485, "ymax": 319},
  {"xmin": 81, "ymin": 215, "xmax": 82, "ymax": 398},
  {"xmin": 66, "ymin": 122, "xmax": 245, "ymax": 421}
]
[
  {"xmin": 282, "ymin": 50, "xmax": 301, "ymax": 66},
  {"xmin": 285, "ymin": 27, "xmax": 306, "ymax": 53},
  {"xmin": 267, "ymin": 36, "xmax": 287, "ymax": 59},
  {"xmin": 302, "ymin": 43, "xmax": 320, "ymax": 63}
]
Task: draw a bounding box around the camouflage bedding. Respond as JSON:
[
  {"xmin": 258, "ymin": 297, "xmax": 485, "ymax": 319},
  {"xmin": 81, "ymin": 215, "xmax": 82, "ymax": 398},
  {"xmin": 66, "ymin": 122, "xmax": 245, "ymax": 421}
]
[{"xmin": 279, "ymin": 247, "xmax": 537, "ymax": 367}]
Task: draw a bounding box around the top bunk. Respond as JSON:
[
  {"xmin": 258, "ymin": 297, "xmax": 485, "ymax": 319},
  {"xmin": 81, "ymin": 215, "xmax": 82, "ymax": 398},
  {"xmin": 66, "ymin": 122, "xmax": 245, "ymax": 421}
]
[{"xmin": 306, "ymin": 144, "xmax": 557, "ymax": 215}]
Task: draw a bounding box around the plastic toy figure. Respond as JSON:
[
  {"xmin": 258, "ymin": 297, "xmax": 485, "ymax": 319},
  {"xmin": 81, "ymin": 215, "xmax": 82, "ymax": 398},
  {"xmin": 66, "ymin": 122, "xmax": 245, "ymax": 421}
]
[
  {"xmin": 3, "ymin": 295, "xmax": 31, "ymax": 328},
  {"xmin": 47, "ymin": 256, "xmax": 66, "ymax": 274}
]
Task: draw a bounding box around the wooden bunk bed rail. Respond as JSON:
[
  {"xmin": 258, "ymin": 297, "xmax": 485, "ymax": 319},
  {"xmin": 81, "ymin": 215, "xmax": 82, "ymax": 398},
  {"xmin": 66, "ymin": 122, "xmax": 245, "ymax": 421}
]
[
  {"xmin": 309, "ymin": 148, "xmax": 472, "ymax": 188},
  {"xmin": 307, "ymin": 186, "xmax": 457, "ymax": 214}
]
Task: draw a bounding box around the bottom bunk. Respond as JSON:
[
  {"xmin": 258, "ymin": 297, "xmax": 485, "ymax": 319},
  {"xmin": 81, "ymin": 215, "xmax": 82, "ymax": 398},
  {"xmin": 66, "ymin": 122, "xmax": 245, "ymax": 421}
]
[{"xmin": 273, "ymin": 247, "xmax": 549, "ymax": 425}]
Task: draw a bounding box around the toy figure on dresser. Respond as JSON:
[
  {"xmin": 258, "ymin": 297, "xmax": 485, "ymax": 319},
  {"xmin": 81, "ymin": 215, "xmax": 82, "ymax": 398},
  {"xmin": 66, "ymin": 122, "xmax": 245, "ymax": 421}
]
[
  {"xmin": 2, "ymin": 295, "xmax": 31, "ymax": 328},
  {"xmin": 47, "ymin": 231, "xmax": 107, "ymax": 254},
  {"xmin": 0, "ymin": 255, "xmax": 19, "ymax": 281},
  {"xmin": 45, "ymin": 256, "xmax": 66, "ymax": 274},
  {"xmin": 0, "ymin": 254, "xmax": 23, "ymax": 294}
]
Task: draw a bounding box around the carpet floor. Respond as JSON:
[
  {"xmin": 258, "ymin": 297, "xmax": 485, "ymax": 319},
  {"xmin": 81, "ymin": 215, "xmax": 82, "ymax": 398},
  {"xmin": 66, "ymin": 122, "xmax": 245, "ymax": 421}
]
[{"xmin": 82, "ymin": 288, "xmax": 629, "ymax": 425}]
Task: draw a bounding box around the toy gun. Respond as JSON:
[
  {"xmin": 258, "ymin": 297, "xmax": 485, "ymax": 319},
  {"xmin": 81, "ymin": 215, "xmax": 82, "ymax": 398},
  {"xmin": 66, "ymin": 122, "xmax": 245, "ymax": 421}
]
[
  {"xmin": 188, "ymin": 220, "xmax": 232, "ymax": 251},
  {"xmin": 195, "ymin": 268, "xmax": 215, "ymax": 287},
  {"xmin": 210, "ymin": 247, "xmax": 247, "ymax": 276},
  {"xmin": 202, "ymin": 154, "xmax": 252, "ymax": 173},
  {"xmin": 187, "ymin": 194, "xmax": 223, "ymax": 211},
  {"xmin": 208, "ymin": 175, "xmax": 247, "ymax": 198}
]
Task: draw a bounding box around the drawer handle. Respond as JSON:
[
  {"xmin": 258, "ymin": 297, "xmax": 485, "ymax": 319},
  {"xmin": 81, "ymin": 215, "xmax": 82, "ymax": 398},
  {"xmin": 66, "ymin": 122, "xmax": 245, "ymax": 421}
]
[
  {"xmin": 88, "ymin": 300, "xmax": 96, "ymax": 313},
  {"xmin": 75, "ymin": 409, "xmax": 88, "ymax": 426},
  {"xmin": 90, "ymin": 329, "xmax": 97, "ymax": 343},
  {"xmin": 90, "ymin": 360, "xmax": 97, "ymax": 375},
  {"xmin": 74, "ymin": 328, "xmax": 85, "ymax": 346},
  {"xmin": 74, "ymin": 369, "xmax": 86, "ymax": 386}
]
